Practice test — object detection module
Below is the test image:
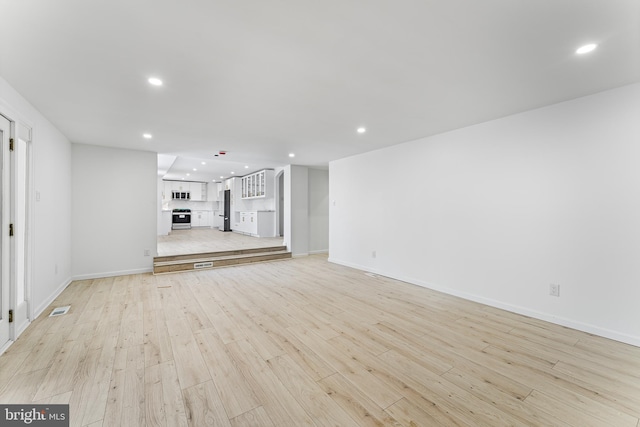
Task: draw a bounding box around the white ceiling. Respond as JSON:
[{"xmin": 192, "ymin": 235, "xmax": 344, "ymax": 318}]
[{"xmin": 1, "ymin": 1, "xmax": 638, "ymax": 183}]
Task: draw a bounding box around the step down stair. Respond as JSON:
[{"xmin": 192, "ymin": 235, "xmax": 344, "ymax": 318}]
[{"xmin": 153, "ymin": 245, "xmax": 291, "ymax": 274}]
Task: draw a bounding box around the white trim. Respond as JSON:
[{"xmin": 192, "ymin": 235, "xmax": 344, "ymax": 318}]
[
  {"xmin": 292, "ymin": 253, "xmax": 309, "ymax": 258},
  {"xmin": 72, "ymin": 267, "xmax": 153, "ymax": 281},
  {"xmin": 328, "ymin": 257, "xmax": 640, "ymax": 348},
  {"xmin": 0, "ymin": 98, "xmax": 36, "ymax": 133},
  {"xmin": 309, "ymin": 249, "xmax": 328, "ymax": 255},
  {"xmin": 14, "ymin": 317, "xmax": 29, "ymax": 337},
  {"xmin": 0, "ymin": 340, "xmax": 12, "ymax": 355},
  {"xmin": 33, "ymin": 277, "xmax": 72, "ymax": 319}
]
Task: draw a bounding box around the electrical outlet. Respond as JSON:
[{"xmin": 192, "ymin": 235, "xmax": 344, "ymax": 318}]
[
  {"xmin": 372, "ymin": 250, "xmax": 377, "ymax": 259},
  {"xmin": 144, "ymin": 249, "xmax": 150, "ymax": 257},
  {"xmin": 549, "ymin": 283, "xmax": 560, "ymax": 297}
]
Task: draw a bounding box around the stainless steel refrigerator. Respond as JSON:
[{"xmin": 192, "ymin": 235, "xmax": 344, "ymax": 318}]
[{"xmin": 222, "ymin": 189, "xmax": 231, "ymax": 231}]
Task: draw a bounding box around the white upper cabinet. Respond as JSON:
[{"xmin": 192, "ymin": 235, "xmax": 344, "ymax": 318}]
[
  {"xmin": 163, "ymin": 180, "xmax": 207, "ymax": 201},
  {"xmin": 208, "ymin": 182, "xmax": 221, "ymax": 202},
  {"xmin": 190, "ymin": 182, "xmax": 207, "ymax": 201},
  {"xmin": 241, "ymin": 170, "xmax": 274, "ymax": 199}
]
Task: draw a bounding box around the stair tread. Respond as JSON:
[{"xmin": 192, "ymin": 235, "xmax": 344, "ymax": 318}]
[
  {"xmin": 154, "ymin": 245, "xmax": 287, "ymax": 263},
  {"xmin": 154, "ymin": 250, "xmax": 291, "ymax": 267}
]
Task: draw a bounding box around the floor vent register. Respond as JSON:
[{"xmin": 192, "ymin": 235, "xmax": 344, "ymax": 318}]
[{"xmin": 49, "ymin": 305, "xmax": 71, "ymax": 317}]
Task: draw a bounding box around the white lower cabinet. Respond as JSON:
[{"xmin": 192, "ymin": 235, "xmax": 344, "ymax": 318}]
[
  {"xmin": 192, "ymin": 211, "xmax": 212, "ymax": 227},
  {"xmin": 234, "ymin": 211, "xmax": 275, "ymax": 237}
]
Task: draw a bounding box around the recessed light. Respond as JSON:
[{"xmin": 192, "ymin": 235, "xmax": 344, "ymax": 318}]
[
  {"xmin": 231, "ymin": 172, "xmax": 235, "ymax": 175},
  {"xmin": 181, "ymin": 178, "xmax": 185, "ymax": 180},
  {"xmin": 576, "ymin": 43, "xmax": 597, "ymax": 55},
  {"xmin": 201, "ymin": 162, "xmax": 206, "ymax": 165},
  {"xmin": 186, "ymin": 173, "xmax": 190, "ymax": 176},
  {"xmin": 193, "ymin": 168, "xmax": 197, "ymax": 171},
  {"xmin": 143, "ymin": 133, "xmax": 152, "ymax": 139},
  {"xmin": 289, "ymin": 153, "xmax": 295, "ymax": 158},
  {"xmin": 148, "ymin": 77, "xmax": 163, "ymax": 86},
  {"xmin": 220, "ymin": 176, "xmax": 224, "ymax": 179},
  {"xmin": 244, "ymin": 165, "xmax": 249, "ymax": 169},
  {"xmin": 357, "ymin": 127, "xmax": 366, "ymax": 134}
]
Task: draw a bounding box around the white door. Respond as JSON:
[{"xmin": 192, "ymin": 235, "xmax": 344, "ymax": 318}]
[{"xmin": 0, "ymin": 114, "xmax": 11, "ymax": 350}]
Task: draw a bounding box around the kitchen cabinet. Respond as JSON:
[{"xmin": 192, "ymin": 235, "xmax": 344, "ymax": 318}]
[
  {"xmin": 208, "ymin": 182, "xmax": 221, "ymax": 202},
  {"xmin": 170, "ymin": 181, "xmax": 187, "ymax": 192},
  {"xmin": 234, "ymin": 211, "xmax": 275, "ymax": 237},
  {"xmin": 213, "ymin": 211, "xmax": 224, "ymax": 229},
  {"xmin": 190, "ymin": 182, "xmax": 207, "ymax": 201},
  {"xmin": 159, "ymin": 210, "xmax": 172, "ymax": 235},
  {"xmin": 192, "ymin": 210, "xmax": 212, "ymax": 227},
  {"xmin": 163, "ymin": 180, "xmax": 207, "ymax": 201},
  {"xmin": 241, "ymin": 170, "xmax": 274, "ymax": 199},
  {"xmin": 162, "ymin": 183, "xmax": 171, "ymax": 202}
]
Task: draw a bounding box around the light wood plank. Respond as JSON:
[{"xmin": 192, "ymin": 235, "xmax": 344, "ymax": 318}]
[
  {"xmin": 145, "ymin": 364, "xmax": 167, "ymax": 427},
  {"xmin": 183, "ymin": 380, "xmax": 232, "ymax": 427},
  {"xmin": 318, "ymin": 373, "xmax": 402, "ymax": 427},
  {"xmin": 230, "ymin": 406, "xmax": 275, "ymax": 427},
  {"xmin": 0, "ymin": 255, "xmax": 637, "ymax": 427},
  {"xmin": 266, "ymin": 353, "xmax": 360, "ymax": 427},
  {"xmin": 225, "ymin": 339, "xmax": 316, "ymax": 427},
  {"xmin": 193, "ymin": 327, "xmax": 261, "ymax": 418}
]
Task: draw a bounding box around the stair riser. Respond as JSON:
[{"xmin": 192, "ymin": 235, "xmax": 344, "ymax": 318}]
[{"xmin": 154, "ymin": 253, "xmax": 292, "ymax": 274}]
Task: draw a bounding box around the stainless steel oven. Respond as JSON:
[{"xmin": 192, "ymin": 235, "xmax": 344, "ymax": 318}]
[{"xmin": 172, "ymin": 208, "xmax": 191, "ymax": 230}]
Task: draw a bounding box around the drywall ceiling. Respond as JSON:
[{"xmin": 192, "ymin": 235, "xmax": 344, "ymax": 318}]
[{"xmin": 1, "ymin": 0, "xmax": 638, "ymax": 183}]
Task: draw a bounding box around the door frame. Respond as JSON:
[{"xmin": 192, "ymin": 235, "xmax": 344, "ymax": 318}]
[{"xmin": 0, "ymin": 110, "xmax": 33, "ymax": 352}]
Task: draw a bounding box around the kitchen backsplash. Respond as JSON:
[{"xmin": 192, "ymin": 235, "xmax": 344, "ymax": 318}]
[
  {"xmin": 165, "ymin": 200, "xmax": 217, "ymax": 210},
  {"xmin": 164, "ymin": 197, "xmax": 275, "ymax": 212}
]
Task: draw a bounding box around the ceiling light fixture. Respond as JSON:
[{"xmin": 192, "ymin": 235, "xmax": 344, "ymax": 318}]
[
  {"xmin": 148, "ymin": 77, "xmax": 163, "ymax": 86},
  {"xmin": 231, "ymin": 172, "xmax": 235, "ymax": 175},
  {"xmin": 193, "ymin": 168, "xmax": 197, "ymax": 171},
  {"xmin": 201, "ymin": 162, "xmax": 206, "ymax": 165},
  {"xmin": 142, "ymin": 133, "xmax": 152, "ymax": 139},
  {"xmin": 357, "ymin": 127, "xmax": 366, "ymax": 134},
  {"xmin": 220, "ymin": 176, "xmax": 224, "ymax": 179},
  {"xmin": 576, "ymin": 43, "xmax": 597, "ymax": 55},
  {"xmin": 186, "ymin": 173, "xmax": 190, "ymax": 176},
  {"xmin": 244, "ymin": 165, "xmax": 249, "ymax": 169},
  {"xmin": 289, "ymin": 153, "xmax": 295, "ymax": 158}
]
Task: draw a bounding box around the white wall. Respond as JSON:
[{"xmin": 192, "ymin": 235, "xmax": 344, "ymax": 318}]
[
  {"xmin": 308, "ymin": 168, "xmax": 329, "ymax": 253},
  {"xmin": 0, "ymin": 75, "xmax": 73, "ymax": 318},
  {"xmin": 72, "ymin": 144, "xmax": 157, "ymax": 279},
  {"xmin": 283, "ymin": 165, "xmax": 310, "ymax": 256},
  {"xmin": 330, "ymin": 83, "xmax": 640, "ymax": 347}
]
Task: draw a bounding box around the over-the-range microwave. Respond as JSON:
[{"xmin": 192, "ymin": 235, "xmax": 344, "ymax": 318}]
[{"xmin": 172, "ymin": 191, "xmax": 190, "ymax": 200}]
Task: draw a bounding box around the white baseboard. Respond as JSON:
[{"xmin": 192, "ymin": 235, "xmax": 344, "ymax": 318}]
[
  {"xmin": 309, "ymin": 249, "xmax": 328, "ymax": 255},
  {"xmin": 0, "ymin": 340, "xmax": 12, "ymax": 355},
  {"xmin": 34, "ymin": 276, "xmax": 73, "ymax": 319},
  {"xmin": 72, "ymin": 267, "xmax": 153, "ymax": 281},
  {"xmin": 328, "ymin": 258, "xmax": 640, "ymax": 348},
  {"xmin": 14, "ymin": 318, "xmax": 30, "ymax": 337}
]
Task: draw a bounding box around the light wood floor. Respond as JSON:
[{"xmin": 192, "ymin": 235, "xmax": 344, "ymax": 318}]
[
  {"xmin": 157, "ymin": 228, "xmax": 284, "ymax": 256},
  {"xmin": 1, "ymin": 255, "xmax": 639, "ymax": 427}
]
